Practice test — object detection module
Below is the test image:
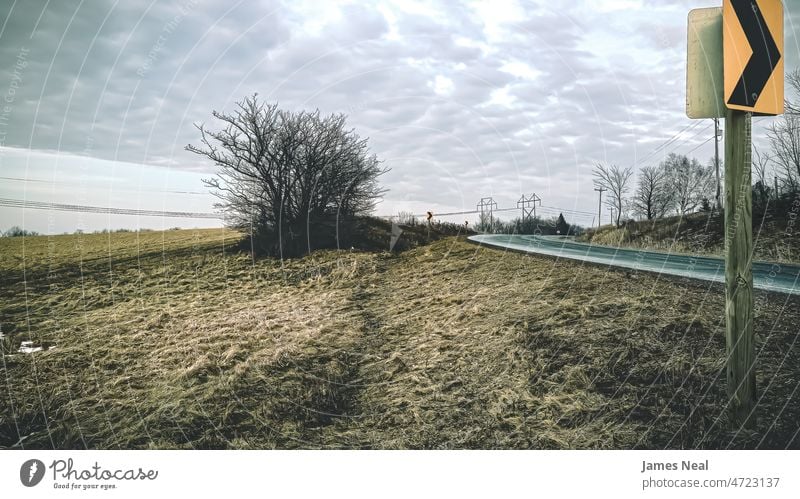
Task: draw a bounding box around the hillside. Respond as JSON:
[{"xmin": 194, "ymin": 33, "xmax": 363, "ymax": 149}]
[
  {"xmin": 1, "ymin": 228, "xmax": 799, "ymax": 449},
  {"xmin": 578, "ymin": 208, "xmax": 800, "ymax": 264}
]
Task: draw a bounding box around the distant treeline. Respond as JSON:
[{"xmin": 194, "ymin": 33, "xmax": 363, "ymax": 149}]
[
  {"xmin": 393, "ymin": 211, "xmax": 583, "ymax": 236},
  {"xmin": 0, "ymin": 226, "xmax": 186, "ymax": 237},
  {"xmin": 474, "ymin": 213, "xmax": 583, "ymax": 236}
]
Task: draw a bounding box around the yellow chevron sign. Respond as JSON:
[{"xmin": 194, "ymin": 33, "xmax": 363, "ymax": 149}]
[{"xmin": 723, "ymin": 0, "xmax": 783, "ymax": 115}]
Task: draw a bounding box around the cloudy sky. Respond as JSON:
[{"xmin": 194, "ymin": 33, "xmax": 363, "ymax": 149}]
[{"xmin": 0, "ymin": 0, "xmax": 798, "ymax": 233}]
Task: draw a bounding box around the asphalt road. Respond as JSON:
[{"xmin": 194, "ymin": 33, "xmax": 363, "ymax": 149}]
[{"xmin": 468, "ymin": 234, "xmax": 800, "ymax": 296}]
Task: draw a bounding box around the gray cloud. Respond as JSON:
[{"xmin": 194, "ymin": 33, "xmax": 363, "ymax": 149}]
[{"xmin": 1, "ymin": 0, "xmax": 798, "ymax": 226}]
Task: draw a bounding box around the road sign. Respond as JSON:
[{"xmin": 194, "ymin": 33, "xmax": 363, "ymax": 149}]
[
  {"xmin": 723, "ymin": 0, "xmax": 783, "ymax": 115},
  {"xmin": 686, "ymin": 7, "xmax": 724, "ymax": 119},
  {"xmin": 426, "ymin": 211, "xmax": 433, "ymax": 222}
]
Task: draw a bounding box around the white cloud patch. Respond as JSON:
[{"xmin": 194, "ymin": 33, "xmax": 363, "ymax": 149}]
[
  {"xmin": 593, "ymin": 0, "xmax": 643, "ymax": 12},
  {"xmin": 431, "ymin": 74, "xmax": 454, "ymax": 95},
  {"xmin": 487, "ymin": 86, "xmax": 517, "ymax": 108},
  {"xmin": 500, "ymin": 60, "xmax": 541, "ymax": 81}
]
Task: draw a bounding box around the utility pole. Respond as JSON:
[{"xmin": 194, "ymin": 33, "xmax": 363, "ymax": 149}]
[
  {"xmin": 607, "ymin": 206, "xmax": 614, "ymax": 227},
  {"xmin": 774, "ymin": 175, "xmax": 779, "ymax": 200},
  {"xmin": 594, "ymin": 187, "xmax": 606, "ymax": 228},
  {"xmin": 714, "ymin": 117, "xmax": 722, "ymax": 211},
  {"xmin": 724, "ymin": 109, "xmax": 755, "ymax": 428}
]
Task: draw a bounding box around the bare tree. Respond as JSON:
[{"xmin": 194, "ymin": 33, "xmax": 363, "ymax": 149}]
[
  {"xmin": 593, "ymin": 163, "xmax": 633, "ymax": 227},
  {"xmin": 752, "ymin": 145, "xmax": 772, "ymax": 208},
  {"xmin": 785, "ymin": 68, "xmax": 800, "ymax": 114},
  {"xmin": 631, "ymin": 165, "xmax": 670, "ymax": 220},
  {"xmin": 766, "ymin": 114, "xmax": 800, "ymax": 192},
  {"xmin": 706, "ymin": 155, "xmax": 725, "ymax": 210},
  {"xmin": 766, "ymin": 68, "xmax": 800, "ymax": 194},
  {"xmin": 187, "ymin": 94, "xmax": 388, "ymax": 256},
  {"xmin": 663, "ymin": 153, "xmax": 713, "ymax": 216}
]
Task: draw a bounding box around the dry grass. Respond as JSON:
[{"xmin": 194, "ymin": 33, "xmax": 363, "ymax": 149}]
[
  {"xmin": 1, "ymin": 229, "xmax": 799, "ymax": 449},
  {"xmin": 579, "ymin": 210, "xmax": 800, "ymax": 263}
]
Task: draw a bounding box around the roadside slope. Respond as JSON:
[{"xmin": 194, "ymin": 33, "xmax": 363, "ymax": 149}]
[
  {"xmin": 468, "ymin": 234, "xmax": 800, "ymax": 295},
  {"xmin": 350, "ymin": 238, "xmax": 800, "ymax": 449},
  {"xmin": 578, "ymin": 210, "xmax": 800, "ymax": 264}
]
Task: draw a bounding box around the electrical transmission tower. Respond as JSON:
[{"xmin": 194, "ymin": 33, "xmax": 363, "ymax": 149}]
[
  {"xmin": 517, "ymin": 193, "xmax": 541, "ymax": 226},
  {"xmin": 477, "ymin": 197, "xmax": 498, "ymax": 232}
]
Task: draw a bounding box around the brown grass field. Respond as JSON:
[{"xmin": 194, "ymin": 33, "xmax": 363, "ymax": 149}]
[
  {"xmin": 1, "ymin": 228, "xmax": 799, "ymax": 449},
  {"xmin": 579, "ymin": 210, "xmax": 800, "ymax": 263}
]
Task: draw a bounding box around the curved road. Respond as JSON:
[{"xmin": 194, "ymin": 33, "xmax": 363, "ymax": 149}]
[{"xmin": 468, "ymin": 234, "xmax": 800, "ymax": 296}]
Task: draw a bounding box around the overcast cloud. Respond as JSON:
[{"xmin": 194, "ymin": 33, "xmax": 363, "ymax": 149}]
[{"xmin": 1, "ymin": 0, "xmax": 798, "ymax": 232}]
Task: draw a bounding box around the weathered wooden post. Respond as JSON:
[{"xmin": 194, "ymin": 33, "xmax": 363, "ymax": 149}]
[
  {"xmin": 723, "ymin": 108, "xmax": 755, "ymax": 427},
  {"xmin": 686, "ymin": 0, "xmax": 783, "ymax": 428}
]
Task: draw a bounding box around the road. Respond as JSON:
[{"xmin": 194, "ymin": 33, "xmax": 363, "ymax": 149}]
[{"xmin": 468, "ymin": 234, "xmax": 800, "ymax": 296}]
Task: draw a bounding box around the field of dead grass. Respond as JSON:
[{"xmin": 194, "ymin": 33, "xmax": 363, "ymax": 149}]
[
  {"xmin": 1, "ymin": 228, "xmax": 799, "ymax": 449},
  {"xmin": 579, "ymin": 210, "xmax": 800, "ymax": 264}
]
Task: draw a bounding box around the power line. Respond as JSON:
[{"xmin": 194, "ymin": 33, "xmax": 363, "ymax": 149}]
[
  {"xmin": 647, "ymin": 121, "xmax": 702, "ymax": 154},
  {"xmin": 647, "ymin": 121, "xmax": 712, "ymax": 162},
  {"xmin": 399, "ymin": 205, "xmax": 594, "ymax": 220},
  {"xmin": 685, "ymin": 135, "xmax": 715, "ymax": 156},
  {"xmin": 387, "ymin": 206, "xmax": 519, "ymax": 219},
  {"xmin": 0, "ymin": 176, "xmax": 208, "ymax": 195},
  {"xmin": 0, "ymin": 198, "xmax": 221, "ymax": 219},
  {"xmin": 540, "ymin": 205, "xmax": 594, "ymax": 215},
  {"xmin": 536, "ymin": 208, "xmax": 594, "ymax": 220},
  {"xmin": 625, "ymin": 120, "xmax": 715, "ymax": 172},
  {"xmin": 626, "ymin": 120, "xmax": 703, "ymax": 169},
  {"xmin": 0, "ymin": 194, "xmax": 590, "ymax": 224},
  {"xmin": 671, "ymin": 121, "xmax": 713, "ymax": 153}
]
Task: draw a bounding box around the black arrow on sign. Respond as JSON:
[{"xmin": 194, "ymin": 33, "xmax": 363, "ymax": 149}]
[{"xmin": 727, "ymin": 0, "xmax": 781, "ymax": 108}]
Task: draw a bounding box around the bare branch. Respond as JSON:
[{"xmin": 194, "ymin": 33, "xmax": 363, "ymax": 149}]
[{"xmin": 186, "ymin": 94, "xmax": 388, "ymax": 256}]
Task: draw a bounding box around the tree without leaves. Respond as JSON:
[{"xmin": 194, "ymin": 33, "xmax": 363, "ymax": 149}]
[
  {"xmin": 785, "ymin": 68, "xmax": 800, "ymax": 114},
  {"xmin": 476, "ymin": 212, "xmax": 505, "ymax": 234},
  {"xmin": 766, "ymin": 113, "xmax": 800, "ymax": 193},
  {"xmin": 2, "ymin": 226, "xmax": 39, "ymax": 237},
  {"xmin": 706, "ymin": 155, "xmax": 725, "ymax": 211},
  {"xmin": 710, "ymin": 148, "xmax": 722, "ymax": 210},
  {"xmin": 654, "ymin": 164, "xmax": 676, "ymax": 218},
  {"xmin": 592, "ymin": 163, "xmax": 633, "ymax": 227},
  {"xmin": 766, "ymin": 68, "xmax": 800, "ymax": 194},
  {"xmin": 631, "ymin": 165, "xmax": 670, "ymax": 220},
  {"xmin": 752, "ymin": 145, "xmax": 773, "ymax": 209},
  {"xmin": 662, "ymin": 153, "xmax": 713, "ymax": 216},
  {"xmin": 186, "ymin": 94, "xmax": 388, "ymax": 257}
]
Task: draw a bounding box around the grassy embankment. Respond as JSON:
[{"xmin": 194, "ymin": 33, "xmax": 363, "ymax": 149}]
[
  {"xmin": 578, "ymin": 209, "xmax": 800, "ymax": 263},
  {"xmin": 1, "ymin": 226, "xmax": 799, "ymax": 449}
]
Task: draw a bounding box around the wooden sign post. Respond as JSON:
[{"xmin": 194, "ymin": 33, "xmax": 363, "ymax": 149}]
[
  {"xmin": 721, "ymin": 0, "xmax": 782, "ymax": 429},
  {"xmin": 722, "ymin": 108, "xmax": 755, "ymax": 427},
  {"xmin": 688, "ymin": 0, "xmax": 783, "ymax": 428}
]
